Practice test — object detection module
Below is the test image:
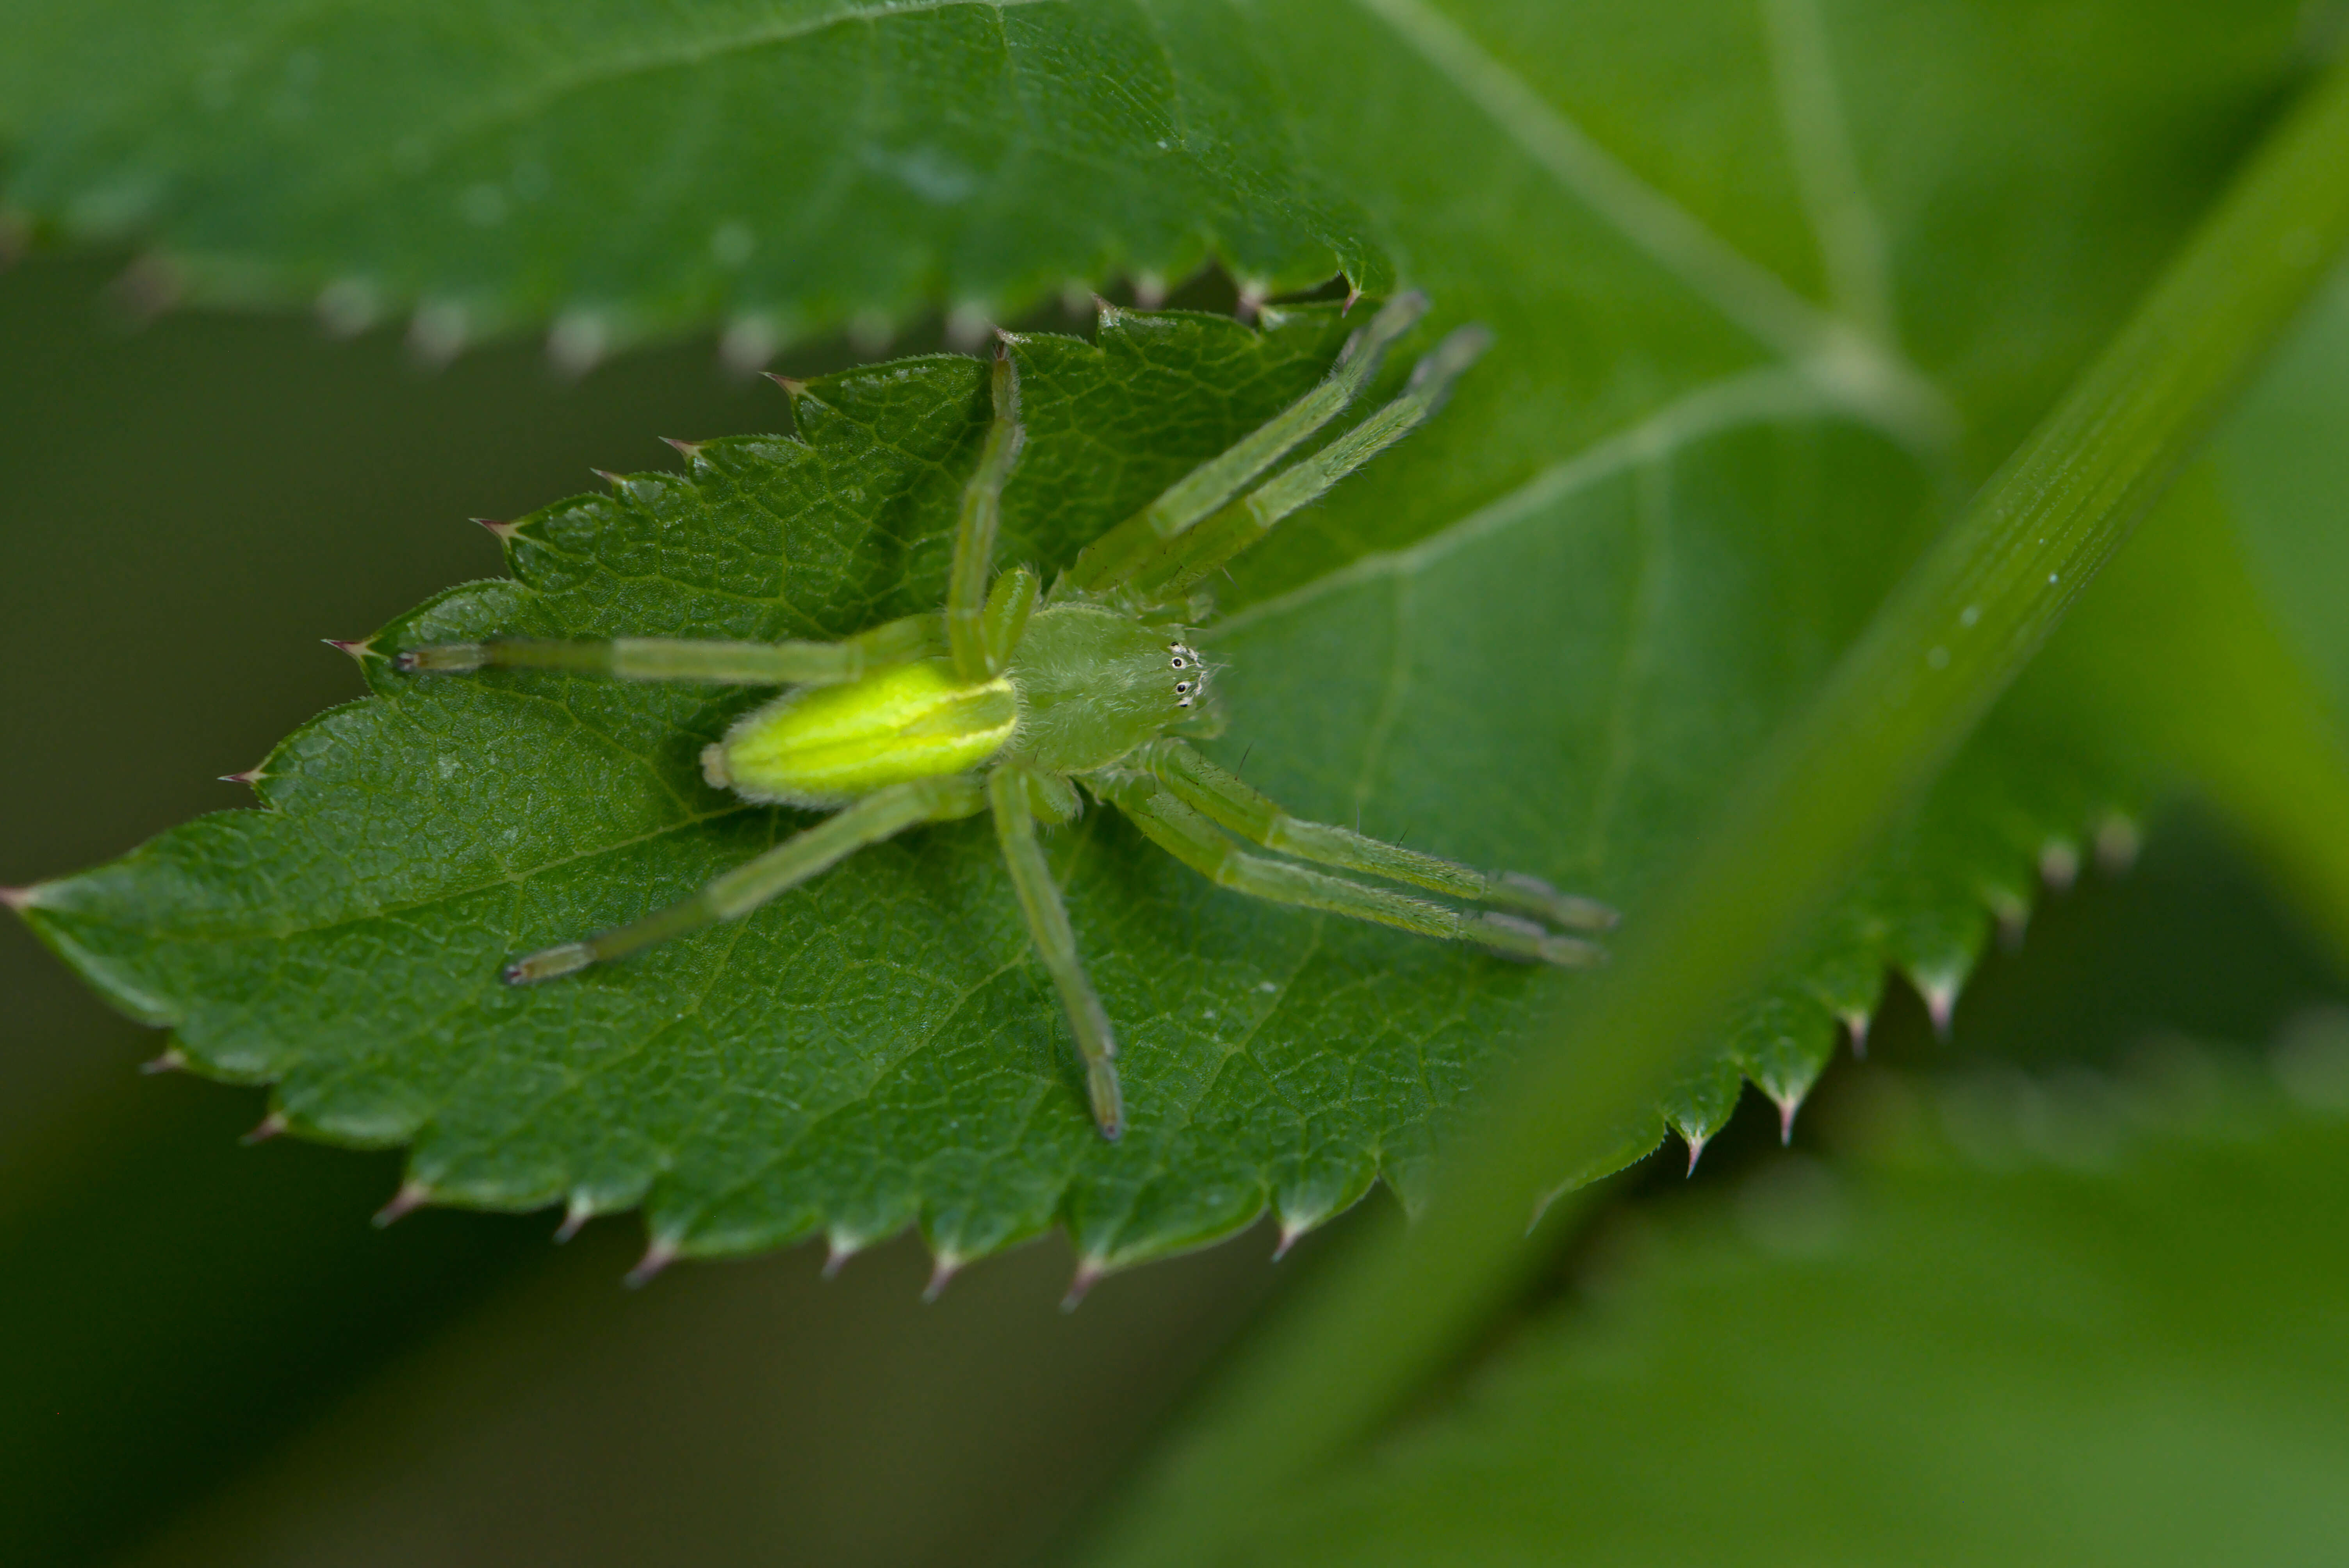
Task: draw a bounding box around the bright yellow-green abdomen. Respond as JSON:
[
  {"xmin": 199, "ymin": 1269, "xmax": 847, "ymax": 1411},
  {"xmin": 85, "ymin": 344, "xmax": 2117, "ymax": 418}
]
[{"xmin": 703, "ymin": 659, "xmax": 1016, "ymax": 807}]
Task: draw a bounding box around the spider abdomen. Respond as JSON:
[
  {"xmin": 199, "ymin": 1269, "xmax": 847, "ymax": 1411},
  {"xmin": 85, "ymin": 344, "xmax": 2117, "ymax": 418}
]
[{"xmin": 704, "ymin": 658, "xmax": 1016, "ymax": 808}]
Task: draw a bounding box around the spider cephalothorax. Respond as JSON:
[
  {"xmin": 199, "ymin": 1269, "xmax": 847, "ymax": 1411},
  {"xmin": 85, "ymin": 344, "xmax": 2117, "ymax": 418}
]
[{"xmin": 396, "ymin": 293, "xmax": 1613, "ymax": 1138}]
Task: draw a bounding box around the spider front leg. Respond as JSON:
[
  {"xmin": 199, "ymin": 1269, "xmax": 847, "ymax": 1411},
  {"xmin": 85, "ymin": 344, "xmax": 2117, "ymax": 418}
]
[
  {"xmin": 946, "ymin": 342, "xmax": 1028, "ymax": 681},
  {"xmin": 988, "ymin": 764, "xmax": 1123, "ymax": 1139},
  {"xmin": 1063, "ymin": 291, "xmax": 1431, "ymax": 594},
  {"xmin": 1121, "ymin": 323, "xmax": 1493, "ymax": 602},
  {"xmin": 1093, "ymin": 775, "xmax": 1606, "ymax": 968},
  {"xmin": 503, "ymin": 774, "xmax": 986, "ymax": 983},
  {"xmin": 395, "ymin": 613, "xmax": 942, "ymax": 686},
  {"xmin": 1130, "ymin": 738, "xmax": 1616, "ymax": 934}
]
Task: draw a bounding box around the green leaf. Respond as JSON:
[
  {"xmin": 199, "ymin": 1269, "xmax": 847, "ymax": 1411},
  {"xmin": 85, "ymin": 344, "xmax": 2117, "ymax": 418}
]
[
  {"xmin": 0, "ymin": 0, "xmax": 1384, "ymax": 355},
  {"xmin": 12, "ymin": 0, "xmax": 2333, "ymax": 1269},
  {"xmin": 1220, "ymin": 1040, "xmax": 2349, "ymax": 1566}
]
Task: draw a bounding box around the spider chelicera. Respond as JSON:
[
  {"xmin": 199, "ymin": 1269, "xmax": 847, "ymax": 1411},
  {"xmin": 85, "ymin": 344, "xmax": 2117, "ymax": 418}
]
[{"xmin": 396, "ymin": 292, "xmax": 1614, "ymax": 1139}]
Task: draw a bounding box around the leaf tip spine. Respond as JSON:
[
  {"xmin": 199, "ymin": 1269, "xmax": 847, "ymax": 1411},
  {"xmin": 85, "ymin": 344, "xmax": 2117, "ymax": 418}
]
[
  {"xmin": 138, "ymin": 1047, "xmax": 188, "ymax": 1076},
  {"xmin": 407, "ymin": 301, "xmax": 469, "ymax": 369},
  {"xmin": 553, "ymin": 1195, "xmax": 593, "ymax": 1243},
  {"xmin": 0, "ymin": 883, "xmax": 39, "ymax": 914},
  {"xmin": 372, "ymin": 1180, "xmax": 431, "ymax": 1228},
  {"xmin": 1772, "ymin": 1088, "xmax": 1805, "ymax": 1145},
  {"xmin": 1060, "ymin": 1258, "xmax": 1107, "ymax": 1312},
  {"xmin": 547, "ymin": 312, "xmax": 609, "ymax": 379},
  {"xmin": 1841, "ymin": 1009, "xmax": 1872, "ymax": 1060},
  {"xmin": 624, "ymin": 1236, "xmax": 680, "ymax": 1288},
  {"xmin": 240, "ymin": 1110, "xmax": 288, "ymax": 1146},
  {"xmin": 720, "ymin": 317, "xmax": 781, "ymax": 376},
  {"xmin": 314, "ymin": 277, "xmax": 381, "ymax": 338},
  {"xmin": 921, "ymin": 1251, "xmax": 964, "ymax": 1303},
  {"xmin": 323, "ymin": 636, "xmax": 379, "ymax": 663},
  {"xmin": 473, "ymin": 516, "xmax": 519, "ymax": 542},
  {"xmin": 659, "ymin": 437, "xmax": 704, "ymax": 463},
  {"xmin": 2039, "ymin": 839, "xmax": 2083, "ymax": 893},
  {"xmin": 2095, "ymin": 814, "xmax": 2142, "ymax": 875},
  {"xmin": 945, "ymin": 303, "xmax": 994, "ymax": 352}
]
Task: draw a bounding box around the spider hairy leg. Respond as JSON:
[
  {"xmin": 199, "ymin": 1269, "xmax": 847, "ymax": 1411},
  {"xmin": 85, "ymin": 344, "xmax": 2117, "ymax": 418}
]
[
  {"xmin": 1062, "ymin": 291, "xmax": 1430, "ymax": 594},
  {"xmin": 395, "ymin": 613, "xmax": 942, "ymax": 686},
  {"xmin": 989, "ymin": 765, "xmax": 1123, "ymax": 1139},
  {"xmin": 1094, "ymin": 776, "xmax": 1605, "ymax": 968},
  {"xmin": 946, "ymin": 345, "xmax": 1026, "ymax": 680},
  {"xmin": 503, "ymin": 775, "xmax": 986, "ymax": 984},
  {"xmin": 1131, "ymin": 738, "xmax": 1617, "ymax": 932},
  {"xmin": 1127, "ymin": 324, "xmax": 1494, "ymax": 600}
]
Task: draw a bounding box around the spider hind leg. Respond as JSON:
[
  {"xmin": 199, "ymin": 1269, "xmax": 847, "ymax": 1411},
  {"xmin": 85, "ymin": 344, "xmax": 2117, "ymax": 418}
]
[{"xmin": 503, "ymin": 775, "xmax": 985, "ymax": 984}]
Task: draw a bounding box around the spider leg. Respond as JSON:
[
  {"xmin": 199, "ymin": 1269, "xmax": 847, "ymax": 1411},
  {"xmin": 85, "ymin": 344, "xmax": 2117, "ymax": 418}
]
[
  {"xmin": 1062, "ymin": 292, "xmax": 1431, "ymax": 594},
  {"xmin": 396, "ymin": 613, "xmax": 941, "ymax": 686},
  {"xmin": 989, "ymin": 764, "xmax": 1123, "ymax": 1139},
  {"xmin": 1094, "ymin": 774, "xmax": 1605, "ymax": 968},
  {"xmin": 1123, "ymin": 324, "xmax": 1492, "ymax": 602},
  {"xmin": 1130, "ymin": 738, "xmax": 1616, "ymax": 932},
  {"xmin": 947, "ymin": 343, "xmax": 1028, "ymax": 680},
  {"xmin": 502, "ymin": 774, "xmax": 986, "ymax": 983}
]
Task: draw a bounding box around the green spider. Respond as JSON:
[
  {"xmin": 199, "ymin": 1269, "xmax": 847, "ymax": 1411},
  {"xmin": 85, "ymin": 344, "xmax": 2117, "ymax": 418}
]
[{"xmin": 396, "ymin": 293, "xmax": 1614, "ymax": 1140}]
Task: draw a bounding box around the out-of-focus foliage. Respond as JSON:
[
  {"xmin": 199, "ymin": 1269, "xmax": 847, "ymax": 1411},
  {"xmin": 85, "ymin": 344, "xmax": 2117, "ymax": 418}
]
[{"xmin": 1226, "ymin": 1028, "xmax": 2349, "ymax": 1568}]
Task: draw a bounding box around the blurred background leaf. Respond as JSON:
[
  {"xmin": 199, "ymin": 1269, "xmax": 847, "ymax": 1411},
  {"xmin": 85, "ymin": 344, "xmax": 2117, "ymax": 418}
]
[
  {"xmin": 0, "ymin": 0, "xmax": 1384, "ymax": 354},
  {"xmin": 1215, "ymin": 1032, "xmax": 2349, "ymax": 1568}
]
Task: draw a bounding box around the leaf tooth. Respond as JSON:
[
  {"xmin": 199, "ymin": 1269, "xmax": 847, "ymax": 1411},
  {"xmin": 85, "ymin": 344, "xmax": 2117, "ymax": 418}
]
[
  {"xmin": 1770, "ymin": 1086, "xmax": 1807, "ymax": 1146},
  {"xmin": 473, "ymin": 516, "xmax": 519, "ymax": 543},
  {"xmin": 372, "ymin": 1179, "xmax": 432, "ymax": 1228},
  {"xmin": 624, "ymin": 1235, "xmax": 681, "ymax": 1288},
  {"xmin": 944, "ymin": 303, "xmax": 993, "ymax": 351},
  {"xmin": 406, "ymin": 300, "xmax": 468, "ymax": 368},
  {"xmin": 553, "ymin": 1194, "xmax": 594, "ymax": 1243},
  {"xmin": 1987, "ymin": 884, "xmax": 2033, "ymax": 950},
  {"xmin": 1236, "ymin": 278, "xmax": 1271, "ymax": 322},
  {"xmin": 921, "ymin": 1249, "xmax": 964, "ymax": 1303},
  {"xmin": 1840, "ymin": 1007, "xmax": 1873, "ymax": 1061},
  {"xmin": 322, "ymin": 636, "xmax": 378, "ymax": 663},
  {"xmin": 2095, "ymin": 813, "xmax": 2142, "ymax": 874},
  {"xmin": 762, "ymin": 371, "xmax": 808, "ymax": 399},
  {"xmin": 109, "ymin": 253, "xmax": 180, "ymax": 323},
  {"xmin": 1, "ymin": 883, "xmax": 39, "ymax": 914},
  {"xmin": 314, "ymin": 277, "xmax": 380, "ymax": 339},
  {"xmin": 2039, "ymin": 837, "xmax": 2083, "ymax": 892},
  {"xmin": 138, "ymin": 1046, "xmax": 187, "ymax": 1076},
  {"xmin": 1132, "ymin": 271, "xmax": 1167, "ymax": 309},
  {"xmin": 660, "ymin": 436, "xmax": 704, "ymax": 464},
  {"xmin": 218, "ymin": 764, "xmax": 267, "ymax": 787},
  {"xmin": 720, "ymin": 316, "xmax": 781, "ymax": 376},
  {"xmin": 1060, "ymin": 1256, "xmax": 1108, "ymax": 1312},
  {"xmin": 239, "ymin": 1109, "xmax": 289, "ymax": 1145},
  {"xmin": 820, "ymin": 1231, "xmax": 863, "ymax": 1279},
  {"xmin": 547, "ymin": 310, "xmax": 609, "ymax": 379},
  {"xmin": 1911, "ymin": 970, "xmax": 1961, "ymax": 1041}
]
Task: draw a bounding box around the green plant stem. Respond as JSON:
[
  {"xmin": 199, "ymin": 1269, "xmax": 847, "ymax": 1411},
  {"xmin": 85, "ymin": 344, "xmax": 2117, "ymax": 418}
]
[{"xmin": 1078, "ymin": 49, "xmax": 2349, "ymax": 1568}]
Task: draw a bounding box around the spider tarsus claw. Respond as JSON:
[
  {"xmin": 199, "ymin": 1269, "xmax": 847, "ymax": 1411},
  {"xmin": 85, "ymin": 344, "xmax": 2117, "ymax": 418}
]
[
  {"xmin": 1085, "ymin": 1061, "xmax": 1125, "ymax": 1141},
  {"xmin": 503, "ymin": 942, "xmax": 593, "ymax": 985}
]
